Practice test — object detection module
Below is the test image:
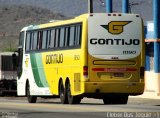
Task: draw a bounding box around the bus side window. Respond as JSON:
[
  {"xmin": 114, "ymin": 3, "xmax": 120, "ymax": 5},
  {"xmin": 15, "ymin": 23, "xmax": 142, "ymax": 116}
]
[
  {"xmin": 69, "ymin": 26, "xmax": 75, "ymax": 47},
  {"xmin": 46, "ymin": 30, "xmax": 51, "ymax": 49},
  {"xmin": 30, "ymin": 32, "xmax": 34, "ymax": 51},
  {"xmin": 42, "ymin": 30, "xmax": 47, "ymax": 49},
  {"xmin": 19, "ymin": 31, "xmax": 24, "ymax": 48},
  {"xmin": 33, "ymin": 31, "xmax": 38, "ymax": 50},
  {"xmin": 37, "ymin": 31, "xmax": 43, "ymax": 50},
  {"xmin": 64, "ymin": 27, "xmax": 70, "ymax": 47},
  {"xmin": 59, "ymin": 27, "xmax": 65, "ymax": 48},
  {"xmin": 75, "ymin": 25, "xmax": 82, "ymax": 46},
  {"xmin": 50, "ymin": 29, "xmax": 56, "ymax": 48},
  {"xmin": 26, "ymin": 32, "xmax": 31, "ymax": 51},
  {"xmin": 55, "ymin": 28, "xmax": 60, "ymax": 48}
]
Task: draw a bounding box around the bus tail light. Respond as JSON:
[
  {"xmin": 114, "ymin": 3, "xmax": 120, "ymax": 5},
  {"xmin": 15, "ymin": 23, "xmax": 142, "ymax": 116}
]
[
  {"xmin": 140, "ymin": 67, "xmax": 144, "ymax": 79},
  {"xmin": 83, "ymin": 66, "xmax": 88, "ymax": 78}
]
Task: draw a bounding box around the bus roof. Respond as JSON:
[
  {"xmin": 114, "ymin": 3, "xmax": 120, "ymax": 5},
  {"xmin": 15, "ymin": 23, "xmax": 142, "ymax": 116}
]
[
  {"xmin": 20, "ymin": 13, "xmax": 140, "ymax": 32},
  {"xmin": 20, "ymin": 14, "xmax": 89, "ymax": 32}
]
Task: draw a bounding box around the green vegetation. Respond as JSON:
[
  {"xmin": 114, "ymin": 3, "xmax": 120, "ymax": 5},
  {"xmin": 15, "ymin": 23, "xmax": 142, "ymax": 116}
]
[{"xmin": 0, "ymin": 5, "xmax": 67, "ymax": 52}]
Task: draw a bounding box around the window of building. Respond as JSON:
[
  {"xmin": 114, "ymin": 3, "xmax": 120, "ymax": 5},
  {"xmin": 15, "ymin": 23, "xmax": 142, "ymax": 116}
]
[{"xmin": 149, "ymin": 43, "xmax": 154, "ymax": 71}]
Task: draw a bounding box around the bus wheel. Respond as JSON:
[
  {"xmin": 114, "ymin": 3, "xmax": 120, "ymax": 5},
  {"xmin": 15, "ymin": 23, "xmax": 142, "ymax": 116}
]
[
  {"xmin": 26, "ymin": 82, "xmax": 37, "ymax": 103},
  {"xmin": 67, "ymin": 82, "xmax": 81, "ymax": 104},
  {"xmin": 59, "ymin": 81, "xmax": 68, "ymax": 104}
]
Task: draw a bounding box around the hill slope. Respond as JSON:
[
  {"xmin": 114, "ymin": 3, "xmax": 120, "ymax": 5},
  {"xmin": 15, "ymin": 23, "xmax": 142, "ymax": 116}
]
[
  {"xmin": 0, "ymin": 0, "xmax": 153, "ymax": 21},
  {"xmin": 0, "ymin": 5, "xmax": 66, "ymax": 51},
  {"xmin": 0, "ymin": 0, "xmax": 153, "ymax": 51}
]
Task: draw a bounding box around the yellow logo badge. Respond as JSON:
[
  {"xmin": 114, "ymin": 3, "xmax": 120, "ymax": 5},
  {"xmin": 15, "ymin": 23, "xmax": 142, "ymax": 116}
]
[
  {"xmin": 101, "ymin": 21, "xmax": 132, "ymax": 35},
  {"xmin": 25, "ymin": 58, "xmax": 29, "ymax": 67}
]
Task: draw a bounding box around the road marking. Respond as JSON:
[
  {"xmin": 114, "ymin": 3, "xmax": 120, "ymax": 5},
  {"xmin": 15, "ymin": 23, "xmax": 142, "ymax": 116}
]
[{"xmin": 0, "ymin": 102, "xmax": 132, "ymax": 112}]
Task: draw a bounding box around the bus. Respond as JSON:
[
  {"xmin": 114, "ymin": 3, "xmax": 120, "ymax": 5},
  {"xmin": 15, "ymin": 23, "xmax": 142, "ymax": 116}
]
[{"xmin": 17, "ymin": 13, "xmax": 145, "ymax": 104}]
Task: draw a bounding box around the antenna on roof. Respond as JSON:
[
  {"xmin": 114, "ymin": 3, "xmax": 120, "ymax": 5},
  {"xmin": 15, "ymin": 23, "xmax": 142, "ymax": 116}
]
[{"xmin": 88, "ymin": 0, "xmax": 93, "ymax": 13}]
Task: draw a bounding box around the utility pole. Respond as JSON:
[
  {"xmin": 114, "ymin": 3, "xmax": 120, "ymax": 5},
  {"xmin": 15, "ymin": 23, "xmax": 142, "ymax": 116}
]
[
  {"xmin": 88, "ymin": 0, "xmax": 93, "ymax": 13},
  {"xmin": 106, "ymin": 0, "xmax": 112, "ymax": 13},
  {"xmin": 122, "ymin": 0, "xmax": 129, "ymax": 13},
  {"xmin": 153, "ymin": 0, "xmax": 160, "ymax": 95}
]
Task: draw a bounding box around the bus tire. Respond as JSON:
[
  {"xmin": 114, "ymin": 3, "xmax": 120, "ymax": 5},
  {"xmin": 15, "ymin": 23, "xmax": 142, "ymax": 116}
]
[
  {"xmin": 67, "ymin": 82, "xmax": 81, "ymax": 104},
  {"xmin": 59, "ymin": 81, "xmax": 68, "ymax": 104},
  {"xmin": 26, "ymin": 82, "xmax": 37, "ymax": 103}
]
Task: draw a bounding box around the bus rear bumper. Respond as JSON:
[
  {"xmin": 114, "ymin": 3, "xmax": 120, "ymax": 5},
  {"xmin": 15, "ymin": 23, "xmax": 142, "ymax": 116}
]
[{"xmin": 84, "ymin": 82, "xmax": 144, "ymax": 96}]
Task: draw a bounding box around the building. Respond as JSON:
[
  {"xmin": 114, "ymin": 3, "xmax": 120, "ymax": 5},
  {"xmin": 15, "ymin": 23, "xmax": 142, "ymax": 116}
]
[{"xmin": 145, "ymin": 21, "xmax": 160, "ymax": 96}]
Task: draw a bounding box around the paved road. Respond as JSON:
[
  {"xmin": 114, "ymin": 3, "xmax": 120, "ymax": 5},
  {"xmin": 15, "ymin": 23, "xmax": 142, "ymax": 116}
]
[{"xmin": 0, "ymin": 97, "xmax": 160, "ymax": 118}]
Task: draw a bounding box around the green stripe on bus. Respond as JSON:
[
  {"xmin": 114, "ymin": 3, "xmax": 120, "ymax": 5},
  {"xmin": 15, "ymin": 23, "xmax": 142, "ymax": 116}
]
[
  {"xmin": 30, "ymin": 54, "xmax": 43, "ymax": 87},
  {"xmin": 30, "ymin": 53, "xmax": 48, "ymax": 87},
  {"xmin": 35, "ymin": 53, "xmax": 49, "ymax": 87}
]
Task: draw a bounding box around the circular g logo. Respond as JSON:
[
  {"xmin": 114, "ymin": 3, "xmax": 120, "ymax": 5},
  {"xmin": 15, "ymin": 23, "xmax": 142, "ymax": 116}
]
[{"xmin": 101, "ymin": 21, "xmax": 132, "ymax": 35}]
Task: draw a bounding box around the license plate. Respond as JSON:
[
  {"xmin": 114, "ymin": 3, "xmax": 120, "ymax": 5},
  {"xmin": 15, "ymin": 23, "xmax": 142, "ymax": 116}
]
[{"xmin": 113, "ymin": 73, "xmax": 124, "ymax": 77}]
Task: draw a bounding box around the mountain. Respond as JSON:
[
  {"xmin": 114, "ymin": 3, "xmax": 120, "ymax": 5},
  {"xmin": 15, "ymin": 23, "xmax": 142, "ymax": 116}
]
[
  {"xmin": 0, "ymin": 5, "xmax": 66, "ymax": 51},
  {"xmin": 0, "ymin": 0, "xmax": 153, "ymax": 51},
  {"xmin": 0, "ymin": 0, "xmax": 153, "ymax": 21}
]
